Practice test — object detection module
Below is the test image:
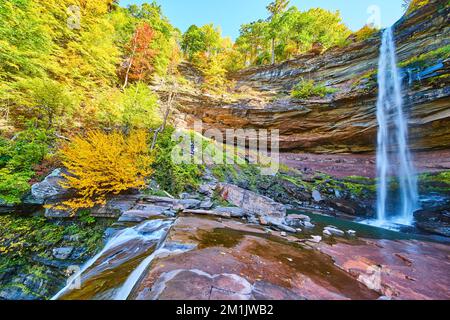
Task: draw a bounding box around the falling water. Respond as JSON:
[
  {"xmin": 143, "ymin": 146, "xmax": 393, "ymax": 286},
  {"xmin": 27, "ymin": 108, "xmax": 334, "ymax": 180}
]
[
  {"xmin": 52, "ymin": 219, "xmax": 173, "ymax": 300},
  {"xmin": 376, "ymin": 27, "xmax": 419, "ymax": 226}
]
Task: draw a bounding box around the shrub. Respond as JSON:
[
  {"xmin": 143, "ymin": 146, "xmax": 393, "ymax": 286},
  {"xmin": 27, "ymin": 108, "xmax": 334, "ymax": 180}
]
[
  {"xmin": 0, "ymin": 169, "xmax": 34, "ymax": 204},
  {"xmin": 0, "ymin": 127, "xmax": 51, "ymax": 204},
  {"xmin": 399, "ymin": 45, "xmax": 450, "ymax": 69},
  {"xmin": 405, "ymin": 0, "xmax": 430, "ymax": 14},
  {"xmin": 3, "ymin": 127, "xmax": 51, "ymax": 171},
  {"xmin": 94, "ymin": 83, "xmax": 162, "ymax": 131},
  {"xmin": 12, "ymin": 78, "xmax": 77, "ymax": 130},
  {"xmin": 59, "ymin": 130, "xmax": 154, "ymax": 211},
  {"xmin": 291, "ymin": 79, "xmax": 336, "ymax": 99},
  {"xmin": 354, "ymin": 25, "xmax": 378, "ymax": 42},
  {"xmin": 152, "ymin": 127, "xmax": 203, "ymax": 195}
]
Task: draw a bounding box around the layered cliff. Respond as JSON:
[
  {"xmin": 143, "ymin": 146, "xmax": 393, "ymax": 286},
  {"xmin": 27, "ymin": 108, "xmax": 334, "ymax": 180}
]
[{"xmin": 168, "ymin": 0, "xmax": 449, "ymax": 154}]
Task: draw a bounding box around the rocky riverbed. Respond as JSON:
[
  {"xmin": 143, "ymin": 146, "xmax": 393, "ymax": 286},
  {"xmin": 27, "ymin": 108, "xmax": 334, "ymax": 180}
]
[
  {"xmin": 1, "ymin": 149, "xmax": 449, "ymax": 300},
  {"xmin": 0, "ymin": 163, "xmax": 449, "ymax": 300},
  {"xmin": 51, "ymin": 189, "xmax": 450, "ymax": 301}
]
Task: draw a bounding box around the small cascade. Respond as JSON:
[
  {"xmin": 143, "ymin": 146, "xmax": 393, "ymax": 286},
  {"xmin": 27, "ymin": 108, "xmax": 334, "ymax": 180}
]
[
  {"xmin": 114, "ymin": 243, "xmax": 194, "ymax": 300},
  {"xmin": 52, "ymin": 219, "xmax": 173, "ymax": 300},
  {"xmin": 375, "ymin": 26, "xmax": 419, "ymax": 226}
]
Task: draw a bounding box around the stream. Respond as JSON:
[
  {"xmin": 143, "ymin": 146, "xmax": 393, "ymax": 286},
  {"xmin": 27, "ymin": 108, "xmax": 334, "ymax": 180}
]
[
  {"xmin": 50, "ymin": 210, "xmax": 450, "ymax": 300},
  {"xmin": 53, "ymin": 219, "xmax": 174, "ymax": 300}
]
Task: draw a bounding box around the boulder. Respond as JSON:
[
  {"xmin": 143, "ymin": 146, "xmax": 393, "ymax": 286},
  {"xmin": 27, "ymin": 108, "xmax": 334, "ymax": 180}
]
[
  {"xmin": 118, "ymin": 205, "xmax": 168, "ymax": 223},
  {"xmin": 347, "ymin": 230, "xmax": 357, "ymax": 237},
  {"xmin": 259, "ymin": 216, "xmax": 269, "ymax": 226},
  {"xmin": 328, "ymin": 199, "xmax": 367, "ymax": 216},
  {"xmin": 214, "ymin": 207, "xmax": 247, "ymax": 218},
  {"xmin": 45, "ymin": 207, "xmax": 72, "ymax": 218},
  {"xmin": 141, "ymin": 196, "xmax": 177, "ymax": 207},
  {"xmin": 52, "ymin": 247, "xmax": 74, "ymax": 260},
  {"xmin": 173, "ymin": 199, "xmax": 201, "ymax": 211},
  {"xmin": 163, "ymin": 209, "xmax": 177, "ymax": 218},
  {"xmin": 26, "ymin": 169, "xmax": 71, "ymax": 205},
  {"xmin": 91, "ymin": 195, "xmax": 140, "ymax": 218},
  {"xmin": 312, "ymin": 190, "xmax": 323, "ymax": 202},
  {"xmin": 269, "ymin": 221, "xmax": 297, "ymax": 234},
  {"xmin": 414, "ymin": 207, "xmax": 450, "ymax": 237},
  {"xmin": 324, "ymin": 226, "xmax": 345, "ymax": 237},
  {"xmin": 218, "ymin": 183, "xmax": 286, "ymax": 219},
  {"xmin": 286, "ymin": 214, "xmax": 311, "ymax": 228},
  {"xmin": 198, "ymin": 183, "xmax": 217, "ymax": 197},
  {"xmin": 303, "ymin": 221, "xmax": 315, "ymax": 229},
  {"xmin": 180, "ymin": 193, "xmax": 202, "ymax": 200},
  {"xmin": 323, "ymin": 229, "xmax": 332, "ymax": 237},
  {"xmin": 199, "ymin": 199, "xmax": 214, "ymax": 210}
]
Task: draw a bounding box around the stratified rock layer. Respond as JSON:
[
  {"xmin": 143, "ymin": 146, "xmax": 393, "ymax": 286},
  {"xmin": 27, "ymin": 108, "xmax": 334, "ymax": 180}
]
[{"xmin": 168, "ymin": 0, "xmax": 449, "ymax": 154}]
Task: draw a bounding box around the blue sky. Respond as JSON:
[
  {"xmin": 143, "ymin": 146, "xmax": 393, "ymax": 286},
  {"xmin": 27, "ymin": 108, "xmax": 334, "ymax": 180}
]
[{"xmin": 119, "ymin": 0, "xmax": 405, "ymax": 40}]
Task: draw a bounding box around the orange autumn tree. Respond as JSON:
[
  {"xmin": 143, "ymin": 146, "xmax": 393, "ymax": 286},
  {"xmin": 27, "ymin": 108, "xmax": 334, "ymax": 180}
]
[
  {"xmin": 122, "ymin": 22, "xmax": 157, "ymax": 88},
  {"xmin": 58, "ymin": 130, "xmax": 154, "ymax": 211}
]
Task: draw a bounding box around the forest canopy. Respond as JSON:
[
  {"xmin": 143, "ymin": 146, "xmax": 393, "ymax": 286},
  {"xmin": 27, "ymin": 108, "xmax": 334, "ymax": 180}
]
[{"xmin": 0, "ymin": 0, "xmax": 356, "ymax": 206}]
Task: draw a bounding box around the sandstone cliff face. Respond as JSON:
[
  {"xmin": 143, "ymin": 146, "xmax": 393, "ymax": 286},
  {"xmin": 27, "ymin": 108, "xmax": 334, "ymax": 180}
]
[{"xmin": 168, "ymin": 0, "xmax": 449, "ymax": 154}]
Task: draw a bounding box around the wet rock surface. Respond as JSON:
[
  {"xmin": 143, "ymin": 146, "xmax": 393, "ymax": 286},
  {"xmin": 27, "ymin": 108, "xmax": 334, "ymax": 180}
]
[
  {"xmin": 56, "ymin": 219, "xmax": 173, "ymax": 300},
  {"xmin": 131, "ymin": 216, "xmax": 380, "ymax": 300},
  {"xmin": 128, "ymin": 214, "xmax": 450, "ymax": 300},
  {"xmin": 318, "ymin": 238, "xmax": 450, "ymax": 300}
]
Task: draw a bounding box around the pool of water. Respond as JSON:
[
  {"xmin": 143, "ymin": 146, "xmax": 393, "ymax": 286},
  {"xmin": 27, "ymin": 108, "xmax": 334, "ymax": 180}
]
[{"xmin": 288, "ymin": 210, "xmax": 450, "ymax": 245}]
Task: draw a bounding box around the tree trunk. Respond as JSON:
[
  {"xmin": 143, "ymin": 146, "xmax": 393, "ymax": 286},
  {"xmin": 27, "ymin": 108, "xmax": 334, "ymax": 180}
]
[
  {"xmin": 271, "ymin": 38, "xmax": 276, "ymax": 65},
  {"xmin": 123, "ymin": 57, "xmax": 133, "ymax": 90},
  {"xmin": 151, "ymin": 91, "xmax": 175, "ymax": 150},
  {"xmin": 123, "ymin": 30, "xmax": 139, "ymax": 90}
]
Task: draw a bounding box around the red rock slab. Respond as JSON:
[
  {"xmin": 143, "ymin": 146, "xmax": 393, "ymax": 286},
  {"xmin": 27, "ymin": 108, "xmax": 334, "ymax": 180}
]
[
  {"xmin": 131, "ymin": 217, "xmax": 379, "ymax": 300},
  {"xmin": 318, "ymin": 239, "xmax": 450, "ymax": 300}
]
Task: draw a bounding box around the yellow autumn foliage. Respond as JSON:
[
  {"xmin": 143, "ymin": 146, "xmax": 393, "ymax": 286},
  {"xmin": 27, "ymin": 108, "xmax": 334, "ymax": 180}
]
[
  {"xmin": 59, "ymin": 130, "xmax": 154, "ymax": 211},
  {"xmin": 354, "ymin": 25, "xmax": 378, "ymax": 42},
  {"xmin": 406, "ymin": 0, "xmax": 430, "ymax": 15}
]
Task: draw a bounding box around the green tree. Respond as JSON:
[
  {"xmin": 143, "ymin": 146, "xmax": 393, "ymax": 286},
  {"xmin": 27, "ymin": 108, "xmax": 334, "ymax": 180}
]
[
  {"xmin": 122, "ymin": 82, "xmax": 162, "ymax": 130},
  {"xmin": 181, "ymin": 24, "xmax": 223, "ymax": 60},
  {"xmin": 236, "ymin": 20, "xmax": 270, "ymax": 65},
  {"xmin": 13, "ymin": 78, "xmax": 76, "ymax": 131},
  {"xmin": 0, "ymin": 0, "xmax": 54, "ymax": 81},
  {"xmin": 235, "ymin": 4, "xmax": 351, "ymax": 65},
  {"xmin": 266, "ymin": 0, "xmax": 290, "ymax": 64},
  {"xmin": 182, "ymin": 25, "xmax": 207, "ymax": 59},
  {"xmin": 94, "ymin": 83, "xmax": 161, "ymax": 130}
]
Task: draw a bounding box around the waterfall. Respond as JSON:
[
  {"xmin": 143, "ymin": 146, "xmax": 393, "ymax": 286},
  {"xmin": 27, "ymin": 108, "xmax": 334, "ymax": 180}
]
[{"xmin": 375, "ymin": 27, "xmax": 419, "ymax": 226}]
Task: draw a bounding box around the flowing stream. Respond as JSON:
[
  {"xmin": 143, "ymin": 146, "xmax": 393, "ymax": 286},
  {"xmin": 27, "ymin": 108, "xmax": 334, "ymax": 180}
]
[
  {"xmin": 375, "ymin": 26, "xmax": 419, "ymax": 226},
  {"xmin": 52, "ymin": 219, "xmax": 173, "ymax": 300}
]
